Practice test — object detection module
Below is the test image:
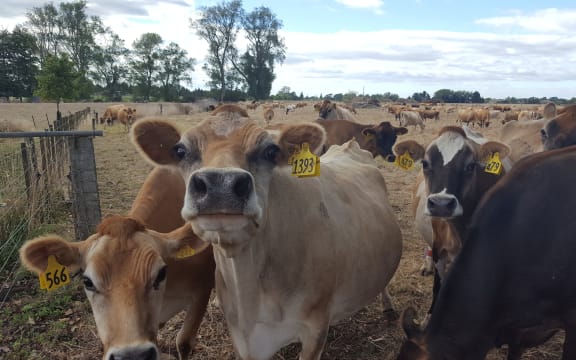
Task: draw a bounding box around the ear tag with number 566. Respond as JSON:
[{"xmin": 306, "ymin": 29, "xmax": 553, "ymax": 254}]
[
  {"xmin": 395, "ymin": 152, "xmax": 415, "ymax": 171},
  {"xmin": 484, "ymin": 152, "xmax": 503, "ymax": 175},
  {"xmin": 288, "ymin": 143, "xmax": 320, "ymax": 178},
  {"xmin": 39, "ymin": 255, "xmax": 70, "ymax": 291}
]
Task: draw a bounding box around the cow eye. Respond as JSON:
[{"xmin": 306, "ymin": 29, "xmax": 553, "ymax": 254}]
[
  {"xmin": 153, "ymin": 266, "xmax": 167, "ymax": 290},
  {"xmin": 465, "ymin": 163, "xmax": 476, "ymax": 173},
  {"xmin": 172, "ymin": 144, "xmax": 187, "ymax": 161},
  {"xmin": 82, "ymin": 276, "xmax": 97, "ymax": 292},
  {"xmin": 540, "ymin": 128, "xmax": 548, "ymax": 139},
  {"xmin": 262, "ymin": 144, "xmax": 280, "ymax": 163},
  {"xmin": 421, "ymin": 159, "xmax": 430, "ymax": 171}
]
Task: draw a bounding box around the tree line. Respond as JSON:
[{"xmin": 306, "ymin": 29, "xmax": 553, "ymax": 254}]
[{"xmin": 0, "ymin": 0, "xmax": 286, "ymax": 105}]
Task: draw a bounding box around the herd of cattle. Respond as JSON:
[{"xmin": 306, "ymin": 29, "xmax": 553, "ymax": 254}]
[{"xmin": 18, "ymin": 99, "xmax": 576, "ymax": 360}]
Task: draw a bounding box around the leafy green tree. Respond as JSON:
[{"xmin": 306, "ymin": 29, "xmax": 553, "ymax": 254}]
[
  {"xmin": 91, "ymin": 30, "xmax": 129, "ymax": 101},
  {"xmin": 156, "ymin": 42, "xmax": 196, "ymax": 101},
  {"xmin": 129, "ymin": 33, "xmax": 163, "ymax": 101},
  {"xmin": 235, "ymin": 6, "xmax": 286, "ymax": 100},
  {"xmin": 25, "ymin": 2, "xmax": 61, "ymax": 64},
  {"xmin": 0, "ymin": 27, "xmax": 39, "ymax": 100},
  {"xmin": 191, "ymin": 0, "xmax": 244, "ymax": 101},
  {"xmin": 35, "ymin": 54, "xmax": 78, "ymax": 115}
]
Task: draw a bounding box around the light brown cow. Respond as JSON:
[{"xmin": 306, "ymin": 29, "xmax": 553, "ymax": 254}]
[
  {"xmin": 263, "ymin": 107, "xmax": 274, "ymax": 126},
  {"xmin": 456, "ymin": 109, "xmax": 476, "ymax": 126},
  {"xmin": 317, "ymin": 99, "xmax": 357, "ymax": 121},
  {"xmin": 100, "ymin": 104, "xmax": 125, "ymax": 126},
  {"xmin": 316, "ymin": 119, "xmax": 407, "ymax": 161},
  {"xmin": 540, "ymin": 104, "xmax": 576, "ymax": 150},
  {"xmin": 117, "ymin": 106, "xmax": 137, "ymax": 131},
  {"xmin": 420, "ymin": 110, "xmax": 440, "ymax": 121},
  {"xmin": 131, "ymin": 104, "xmax": 402, "ymax": 360},
  {"xmin": 400, "ymin": 111, "xmax": 425, "ymax": 131},
  {"xmin": 20, "ymin": 167, "xmax": 215, "ymax": 360}
]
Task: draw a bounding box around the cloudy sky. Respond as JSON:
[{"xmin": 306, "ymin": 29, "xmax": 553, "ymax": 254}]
[{"xmin": 1, "ymin": 0, "xmax": 576, "ymax": 99}]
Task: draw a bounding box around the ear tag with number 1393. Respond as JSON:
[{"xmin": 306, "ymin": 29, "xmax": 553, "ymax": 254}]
[
  {"xmin": 39, "ymin": 255, "xmax": 70, "ymax": 291},
  {"xmin": 288, "ymin": 143, "xmax": 320, "ymax": 177}
]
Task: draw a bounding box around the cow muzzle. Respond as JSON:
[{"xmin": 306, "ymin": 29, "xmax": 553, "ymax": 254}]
[
  {"xmin": 106, "ymin": 343, "xmax": 158, "ymax": 360},
  {"xmin": 426, "ymin": 193, "xmax": 463, "ymax": 218}
]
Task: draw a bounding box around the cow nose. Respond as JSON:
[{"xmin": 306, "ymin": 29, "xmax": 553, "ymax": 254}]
[
  {"xmin": 426, "ymin": 193, "xmax": 462, "ymax": 217},
  {"xmin": 108, "ymin": 345, "xmax": 157, "ymax": 360},
  {"xmin": 190, "ymin": 169, "xmax": 254, "ymax": 213},
  {"xmin": 385, "ymin": 154, "xmax": 396, "ymax": 163}
]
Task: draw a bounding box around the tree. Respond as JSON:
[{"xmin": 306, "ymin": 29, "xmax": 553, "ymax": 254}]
[
  {"xmin": 129, "ymin": 33, "xmax": 163, "ymax": 101},
  {"xmin": 235, "ymin": 6, "xmax": 286, "ymax": 100},
  {"xmin": 156, "ymin": 42, "xmax": 196, "ymax": 101},
  {"xmin": 0, "ymin": 27, "xmax": 39, "ymax": 100},
  {"xmin": 91, "ymin": 30, "xmax": 129, "ymax": 101},
  {"xmin": 191, "ymin": 0, "xmax": 244, "ymax": 102},
  {"xmin": 25, "ymin": 2, "xmax": 61, "ymax": 64},
  {"xmin": 35, "ymin": 54, "xmax": 78, "ymax": 116}
]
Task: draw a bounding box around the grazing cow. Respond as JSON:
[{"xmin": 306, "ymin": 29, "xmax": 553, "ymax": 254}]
[
  {"xmin": 400, "ymin": 111, "xmax": 425, "ymax": 131},
  {"xmin": 473, "ymin": 108, "xmax": 490, "ymax": 128},
  {"xmin": 100, "ymin": 104, "xmax": 125, "ymax": 126},
  {"xmin": 117, "ymin": 106, "xmax": 137, "ymax": 131},
  {"xmin": 456, "ymin": 109, "xmax": 476, "ymax": 126},
  {"xmin": 387, "ymin": 105, "xmax": 405, "ymax": 122},
  {"xmin": 263, "ymin": 107, "xmax": 274, "ymax": 126},
  {"xmin": 20, "ymin": 167, "xmax": 215, "ymax": 360},
  {"xmin": 316, "ymin": 119, "xmax": 407, "ymax": 161},
  {"xmin": 518, "ymin": 110, "xmax": 541, "ymax": 122},
  {"xmin": 397, "ymin": 146, "xmax": 576, "ymax": 360},
  {"xmin": 500, "ymin": 102, "xmax": 557, "ymax": 161},
  {"xmin": 317, "ymin": 99, "xmax": 357, "ymax": 121},
  {"xmin": 285, "ymin": 103, "xmax": 296, "ymax": 115},
  {"xmin": 420, "ymin": 110, "xmax": 440, "ymax": 121},
  {"xmin": 540, "ymin": 104, "xmax": 576, "ymax": 151},
  {"xmin": 394, "ymin": 127, "xmax": 512, "ymax": 325},
  {"xmin": 131, "ymin": 104, "xmax": 402, "ymax": 360}
]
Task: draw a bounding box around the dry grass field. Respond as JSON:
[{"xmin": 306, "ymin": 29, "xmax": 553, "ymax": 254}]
[{"xmin": 0, "ymin": 101, "xmax": 564, "ymax": 359}]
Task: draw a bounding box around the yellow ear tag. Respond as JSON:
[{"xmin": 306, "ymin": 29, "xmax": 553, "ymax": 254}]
[
  {"xmin": 39, "ymin": 255, "xmax": 70, "ymax": 291},
  {"xmin": 288, "ymin": 143, "xmax": 320, "ymax": 177},
  {"xmin": 175, "ymin": 245, "xmax": 196, "ymax": 259},
  {"xmin": 395, "ymin": 152, "xmax": 415, "ymax": 171},
  {"xmin": 484, "ymin": 152, "xmax": 503, "ymax": 175}
]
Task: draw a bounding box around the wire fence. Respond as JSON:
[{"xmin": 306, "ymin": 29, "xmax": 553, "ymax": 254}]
[{"xmin": 0, "ymin": 107, "xmax": 101, "ymax": 308}]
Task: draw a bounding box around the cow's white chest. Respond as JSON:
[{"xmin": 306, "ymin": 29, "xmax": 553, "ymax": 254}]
[{"xmin": 228, "ymin": 301, "xmax": 302, "ymax": 360}]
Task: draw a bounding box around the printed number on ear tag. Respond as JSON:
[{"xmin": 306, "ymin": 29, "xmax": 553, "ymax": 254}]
[
  {"xmin": 395, "ymin": 152, "xmax": 415, "ymax": 171},
  {"xmin": 288, "ymin": 143, "xmax": 320, "ymax": 177},
  {"xmin": 175, "ymin": 245, "xmax": 196, "ymax": 259},
  {"xmin": 485, "ymin": 152, "xmax": 503, "ymax": 175},
  {"xmin": 39, "ymin": 255, "xmax": 70, "ymax": 291}
]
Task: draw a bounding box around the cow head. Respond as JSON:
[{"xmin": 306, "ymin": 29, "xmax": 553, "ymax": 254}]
[
  {"xmin": 19, "ymin": 216, "xmax": 207, "ymax": 360},
  {"xmin": 361, "ymin": 121, "xmax": 408, "ymax": 161},
  {"xmin": 394, "ymin": 126, "xmax": 510, "ymax": 219},
  {"xmin": 317, "ymin": 100, "xmax": 336, "ymax": 120},
  {"xmin": 131, "ymin": 105, "xmax": 326, "ymax": 257},
  {"xmin": 123, "ymin": 107, "xmax": 137, "ymax": 126},
  {"xmin": 541, "ymin": 103, "xmax": 576, "ymax": 150}
]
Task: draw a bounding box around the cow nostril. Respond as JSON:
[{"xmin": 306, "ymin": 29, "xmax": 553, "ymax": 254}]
[
  {"xmin": 192, "ymin": 174, "xmax": 208, "ymax": 196},
  {"xmin": 427, "ymin": 198, "xmax": 436, "ymax": 210},
  {"xmin": 445, "ymin": 197, "xmax": 456, "ymax": 210},
  {"xmin": 233, "ymin": 173, "xmax": 253, "ymax": 200},
  {"xmin": 386, "ymin": 154, "xmax": 396, "ymax": 163}
]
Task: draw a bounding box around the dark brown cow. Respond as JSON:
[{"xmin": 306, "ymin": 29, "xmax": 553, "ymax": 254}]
[
  {"xmin": 20, "ymin": 167, "xmax": 215, "ymax": 360},
  {"xmin": 317, "ymin": 119, "xmax": 407, "ymax": 161},
  {"xmin": 541, "ymin": 104, "xmax": 576, "ymax": 151},
  {"xmin": 398, "ymin": 145, "xmax": 576, "ymax": 360}
]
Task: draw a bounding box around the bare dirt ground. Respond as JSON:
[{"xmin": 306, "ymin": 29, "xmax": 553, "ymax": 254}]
[{"xmin": 0, "ymin": 101, "xmax": 564, "ymax": 359}]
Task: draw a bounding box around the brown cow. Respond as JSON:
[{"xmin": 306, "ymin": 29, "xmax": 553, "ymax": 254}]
[
  {"xmin": 117, "ymin": 106, "xmax": 137, "ymax": 131},
  {"xmin": 20, "ymin": 167, "xmax": 215, "ymax": 360},
  {"xmin": 540, "ymin": 104, "xmax": 576, "ymax": 151},
  {"xmin": 317, "ymin": 99, "xmax": 357, "ymax": 121},
  {"xmin": 263, "ymin": 107, "xmax": 274, "ymax": 127},
  {"xmin": 420, "ymin": 110, "xmax": 440, "ymax": 121},
  {"xmin": 131, "ymin": 104, "xmax": 402, "ymax": 360},
  {"xmin": 316, "ymin": 119, "xmax": 407, "ymax": 161},
  {"xmin": 100, "ymin": 104, "xmax": 125, "ymax": 126}
]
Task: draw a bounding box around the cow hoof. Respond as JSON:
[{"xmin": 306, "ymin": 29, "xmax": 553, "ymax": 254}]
[{"xmin": 382, "ymin": 309, "xmax": 399, "ymax": 323}]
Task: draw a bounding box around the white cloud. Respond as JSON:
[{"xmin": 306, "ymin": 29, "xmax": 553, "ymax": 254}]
[
  {"xmin": 335, "ymin": 0, "xmax": 384, "ymax": 12},
  {"xmin": 476, "ymin": 8, "xmax": 576, "ymax": 33}
]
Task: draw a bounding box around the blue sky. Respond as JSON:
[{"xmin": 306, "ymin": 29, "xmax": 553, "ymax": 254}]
[{"xmin": 1, "ymin": 0, "xmax": 576, "ymax": 99}]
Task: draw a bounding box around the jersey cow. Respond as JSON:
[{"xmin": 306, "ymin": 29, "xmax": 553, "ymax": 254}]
[
  {"xmin": 130, "ymin": 104, "xmax": 402, "ymax": 360},
  {"xmin": 394, "ymin": 127, "xmax": 512, "ymax": 324},
  {"xmin": 316, "ymin": 119, "xmax": 407, "ymax": 161},
  {"xmin": 540, "ymin": 104, "xmax": 576, "ymax": 151},
  {"xmin": 20, "ymin": 167, "xmax": 215, "ymax": 360},
  {"xmin": 398, "ymin": 145, "xmax": 576, "ymax": 360},
  {"xmin": 317, "ymin": 99, "xmax": 357, "ymax": 121}
]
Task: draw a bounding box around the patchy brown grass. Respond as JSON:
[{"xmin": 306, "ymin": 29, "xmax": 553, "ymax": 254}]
[{"xmin": 0, "ymin": 101, "xmax": 564, "ymax": 359}]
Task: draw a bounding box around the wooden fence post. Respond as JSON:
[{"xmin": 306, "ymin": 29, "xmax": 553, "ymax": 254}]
[
  {"xmin": 68, "ymin": 136, "xmax": 101, "ymax": 240},
  {"xmin": 20, "ymin": 142, "xmax": 32, "ymax": 202}
]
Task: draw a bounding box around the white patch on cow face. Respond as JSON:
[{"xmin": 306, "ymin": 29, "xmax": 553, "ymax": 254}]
[{"xmin": 432, "ymin": 132, "xmax": 467, "ymax": 166}]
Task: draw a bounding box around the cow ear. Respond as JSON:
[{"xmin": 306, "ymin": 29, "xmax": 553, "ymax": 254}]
[
  {"xmin": 131, "ymin": 119, "xmax": 182, "ymax": 166},
  {"xmin": 156, "ymin": 223, "xmax": 210, "ymax": 259},
  {"xmin": 401, "ymin": 307, "xmax": 424, "ymax": 339},
  {"xmin": 479, "ymin": 141, "xmax": 511, "ymax": 161},
  {"xmin": 20, "ymin": 236, "xmax": 84, "ymax": 275},
  {"xmin": 277, "ymin": 123, "xmax": 326, "ymax": 163},
  {"xmin": 396, "ymin": 127, "xmax": 409, "ymax": 135},
  {"xmin": 393, "ymin": 140, "xmax": 425, "ymax": 161},
  {"xmin": 542, "ymin": 102, "xmax": 556, "ymax": 120}
]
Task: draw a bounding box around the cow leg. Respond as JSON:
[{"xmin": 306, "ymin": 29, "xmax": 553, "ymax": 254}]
[
  {"xmin": 381, "ymin": 287, "xmax": 399, "ymax": 322},
  {"xmin": 176, "ymin": 287, "xmax": 212, "ymax": 360},
  {"xmin": 299, "ymin": 321, "xmax": 329, "ymax": 360},
  {"xmin": 420, "ymin": 247, "xmax": 434, "ymax": 276}
]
